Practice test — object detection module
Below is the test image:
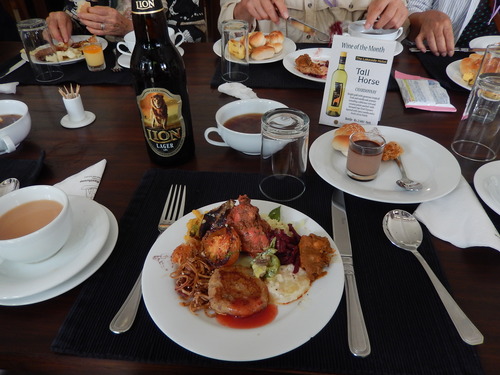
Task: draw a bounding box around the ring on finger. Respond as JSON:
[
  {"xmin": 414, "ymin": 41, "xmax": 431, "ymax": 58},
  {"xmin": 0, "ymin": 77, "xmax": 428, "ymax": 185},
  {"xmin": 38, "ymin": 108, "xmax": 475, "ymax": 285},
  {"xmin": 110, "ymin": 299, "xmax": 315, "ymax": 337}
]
[{"xmin": 100, "ymin": 23, "xmax": 105, "ymax": 31}]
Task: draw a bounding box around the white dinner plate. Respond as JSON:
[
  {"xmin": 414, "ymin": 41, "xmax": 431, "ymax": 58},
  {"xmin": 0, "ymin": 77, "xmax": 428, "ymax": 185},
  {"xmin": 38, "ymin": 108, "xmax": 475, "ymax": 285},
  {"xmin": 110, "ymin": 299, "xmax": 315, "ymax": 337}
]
[
  {"xmin": 142, "ymin": 199, "xmax": 344, "ymax": 361},
  {"xmin": 469, "ymin": 35, "xmax": 500, "ymax": 51},
  {"xmin": 213, "ymin": 38, "xmax": 297, "ymax": 64},
  {"xmin": 117, "ymin": 47, "xmax": 184, "ymax": 69},
  {"xmin": 0, "ymin": 195, "xmax": 110, "ymax": 300},
  {"xmin": 0, "ymin": 204, "xmax": 118, "ymax": 306},
  {"xmin": 446, "ymin": 60, "xmax": 471, "ymax": 90},
  {"xmin": 21, "ymin": 35, "xmax": 108, "ymax": 65},
  {"xmin": 283, "ymin": 42, "xmax": 403, "ymax": 83},
  {"xmin": 309, "ymin": 126, "xmax": 461, "ymax": 204},
  {"xmin": 474, "ymin": 160, "xmax": 500, "ymax": 215}
]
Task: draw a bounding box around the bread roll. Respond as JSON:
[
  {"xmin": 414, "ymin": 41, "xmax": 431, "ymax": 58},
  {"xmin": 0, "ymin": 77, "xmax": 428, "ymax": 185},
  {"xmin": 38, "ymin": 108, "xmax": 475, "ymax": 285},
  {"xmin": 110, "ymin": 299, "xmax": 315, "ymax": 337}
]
[
  {"xmin": 228, "ymin": 38, "xmax": 245, "ymax": 60},
  {"xmin": 76, "ymin": 0, "xmax": 90, "ymax": 14},
  {"xmin": 251, "ymin": 45, "xmax": 275, "ymax": 61},
  {"xmin": 460, "ymin": 53, "xmax": 482, "ymax": 85},
  {"xmin": 249, "ymin": 31, "xmax": 266, "ymax": 48},
  {"xmin": 332, "ymin": 123, "xmax": 365, "ymax": 156},
  {"xmin": 267, "ymin": 42, "xmax": 283, "ymax": 54},
  {"xmin": 266, "ymin": 31, "xmax": 285, "ymax": 44}
]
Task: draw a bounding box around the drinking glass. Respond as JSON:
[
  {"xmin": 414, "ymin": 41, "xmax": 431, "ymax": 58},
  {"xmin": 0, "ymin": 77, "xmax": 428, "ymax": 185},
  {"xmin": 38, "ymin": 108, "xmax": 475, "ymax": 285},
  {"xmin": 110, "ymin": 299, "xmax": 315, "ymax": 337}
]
[
  {"xmin": 221, "ymin": 20, "xmax": 249, "ymax": 82},
  {"xmin": 82, "ymin": 42, "xmax": 106, "ymax": 72},
  {"xmin": 346, "ymin": 129, "xmax": 386, "ymax": 181}
]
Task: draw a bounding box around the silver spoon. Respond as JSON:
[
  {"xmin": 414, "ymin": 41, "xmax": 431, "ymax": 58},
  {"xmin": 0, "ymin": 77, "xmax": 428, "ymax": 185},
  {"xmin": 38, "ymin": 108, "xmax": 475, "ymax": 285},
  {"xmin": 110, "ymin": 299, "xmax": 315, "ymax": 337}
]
[
  {"xmin": 0, "ymin": 178, "xmax": 20, "ymax": 197},
  {"xmin": 382, "ymin": 209, "xmax": 484, "ymax": 346},
  {"xmin": 394, "ymin": 157, "xmax": 423, "ymax": 191}
]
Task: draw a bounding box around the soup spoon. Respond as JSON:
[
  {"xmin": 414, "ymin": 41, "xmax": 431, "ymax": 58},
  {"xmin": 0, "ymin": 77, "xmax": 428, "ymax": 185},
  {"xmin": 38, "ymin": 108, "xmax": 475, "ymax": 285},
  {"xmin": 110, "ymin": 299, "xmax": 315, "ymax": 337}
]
[
  {"xmin": 0, "ymin": 178, "xmax": 20, "ymax": 198},
  {"xmin": 382, "ymin": 209, "xmax": 484, "ymax": 345}
]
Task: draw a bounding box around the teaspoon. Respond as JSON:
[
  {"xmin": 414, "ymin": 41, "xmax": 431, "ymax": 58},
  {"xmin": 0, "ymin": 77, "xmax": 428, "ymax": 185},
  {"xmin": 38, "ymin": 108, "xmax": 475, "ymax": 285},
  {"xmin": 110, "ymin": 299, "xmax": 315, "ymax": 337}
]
[
  {"xmin": 394, "ymin": 157, "xmax": 423, "ymax": 191},
  {"xmin": 0, "ymin": 178, "xmax": 20, "ymax": 197},
  {"xmin": 382, "ymin": 209, "xmax": 484, "ymax": 345}
]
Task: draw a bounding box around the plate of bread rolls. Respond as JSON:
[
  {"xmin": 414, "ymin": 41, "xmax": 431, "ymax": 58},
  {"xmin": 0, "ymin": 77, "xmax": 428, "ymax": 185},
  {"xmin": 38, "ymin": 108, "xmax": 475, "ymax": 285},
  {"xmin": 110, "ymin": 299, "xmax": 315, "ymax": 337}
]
[
  {"xmin": 309, "ymin": 124, "xmax": 461, "ymax": 204},
  {"xmin": 213, "ymin": 31, "xmax": 297, "ymax": 64},
  {"xmin": 446, "ymin": 60, "xmax": 472, "ymax": 90}
]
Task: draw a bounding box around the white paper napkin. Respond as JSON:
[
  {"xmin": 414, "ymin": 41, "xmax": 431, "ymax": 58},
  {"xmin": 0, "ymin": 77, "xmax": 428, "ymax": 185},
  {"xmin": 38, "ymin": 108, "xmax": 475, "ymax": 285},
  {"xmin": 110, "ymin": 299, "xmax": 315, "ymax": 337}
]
[
  {"xmin": 0, "ymin": 82, "xmax": 19, "ymax": 94},
  {"xmin": 218, "ymin": 82, "xmax": 258, "ymax": 99},
  {"xmin": 413, "ymin": 176, "xmax": 500, "ymax": 251},
  {"xmin": 54, "ymin": 159, "xmax": 107, "ymax": 200}
]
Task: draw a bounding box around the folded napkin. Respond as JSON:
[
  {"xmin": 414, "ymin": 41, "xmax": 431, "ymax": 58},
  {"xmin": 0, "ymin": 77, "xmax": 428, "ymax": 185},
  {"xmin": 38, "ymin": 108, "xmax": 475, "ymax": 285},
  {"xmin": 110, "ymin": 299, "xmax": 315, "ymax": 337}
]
[
  {"xmin": 0, "ymin": 82, "xmax": 18, "ymax": 94},
  {"xmin": 218, "ymin": 82, "xmax": 258, "ymax": 99},
  {"xmin": 54, "ymin": 159, "xmax": 106, "ymax": 199},
  {"xmin": 414, "ymin": 176, "xmax": 500, "ymax": 251}
]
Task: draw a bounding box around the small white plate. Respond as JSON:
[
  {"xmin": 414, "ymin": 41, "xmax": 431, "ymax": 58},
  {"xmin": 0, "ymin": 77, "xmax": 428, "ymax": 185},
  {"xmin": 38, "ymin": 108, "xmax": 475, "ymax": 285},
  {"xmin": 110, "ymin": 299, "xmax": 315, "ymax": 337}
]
[
  {"xmin": 469, "ymin": 36, "xmax": 500, "ymax": 51},
  {"xmin": 213, "ymin": 38, "xmax": 297, "ymax": 64},
  {"xmin": 309, "ymin": 126, "xmax": 461, "ymax": 204},
  {"xmin": 283, "ymin": 43, "xmax": 402, "ymax": 83},
  {"xmin": 446, "ymin": 60, "xmax": 471, "ymax": 90},
  {"xmin": 21, "ymin": 35, "xmax": 108, "ymax": 65},
  {"xmin": 0, "ymin": 203, "xmax": 118, "ymax": 306},
  {"xmin": 142, "ymin": 199, "xmax": 344, "ymax": 361},
  {"xmin": 0, "ymin": 195, "xmax": 110, "ymax": 300},
  {"xmin": 474, "ymin": 160, "xmax": 500, "ymax": 215},
  {"xmin": 117, "ymin": 47, "xmax": 184, "ymax": 69}
]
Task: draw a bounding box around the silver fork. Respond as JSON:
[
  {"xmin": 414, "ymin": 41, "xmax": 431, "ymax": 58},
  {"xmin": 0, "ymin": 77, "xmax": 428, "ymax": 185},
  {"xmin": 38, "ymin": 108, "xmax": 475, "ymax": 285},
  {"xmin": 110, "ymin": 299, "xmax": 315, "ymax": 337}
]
[
  {"xmin": 111, "ymin": 48, "xmax": 123, "ymax": 72},
  {"xmin": 109, "ymin": 184, "xmax": 187, "ymax": 334}
]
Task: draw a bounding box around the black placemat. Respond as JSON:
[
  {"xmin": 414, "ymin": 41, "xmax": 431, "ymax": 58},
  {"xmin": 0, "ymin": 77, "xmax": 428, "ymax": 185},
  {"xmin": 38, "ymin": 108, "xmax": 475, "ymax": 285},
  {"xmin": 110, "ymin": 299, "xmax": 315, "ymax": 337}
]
[
  {"xmin": 0, "ymin": 151, "xmax": 45, "ymax": 187},
  {"xmin": 0, "ymin": 46, "xmax": 132, "ymax": 86},
  {"xmin": 51, "ymin": 169, "xmax": 483, "ymax": 375},
  {"xmin": 211, "ymin": 43, "xmax": 398, "ymax": 91},
  {"xmin": 414, "ymin": 52, "xmax": 470, "ymax": 92}
]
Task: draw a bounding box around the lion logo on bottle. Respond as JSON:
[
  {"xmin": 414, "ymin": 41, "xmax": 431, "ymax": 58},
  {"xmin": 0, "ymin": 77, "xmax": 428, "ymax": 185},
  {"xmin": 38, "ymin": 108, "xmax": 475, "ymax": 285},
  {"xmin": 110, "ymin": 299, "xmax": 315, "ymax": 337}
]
[{"xmin": 150, "ymin": 93, "xmax": 168, "ymax": 129}]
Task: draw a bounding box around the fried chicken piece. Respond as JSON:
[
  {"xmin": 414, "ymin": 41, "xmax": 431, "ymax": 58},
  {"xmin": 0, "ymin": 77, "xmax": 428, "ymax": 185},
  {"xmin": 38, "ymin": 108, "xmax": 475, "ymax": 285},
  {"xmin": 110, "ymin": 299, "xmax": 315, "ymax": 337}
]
[
  {"xmin": 295, "ymin": 54, "xmax": 328, "ymax": 78},
  {"xmin": 299, "ymin": 234, "xmax": 334, "ymax": 282},
  {"xmin": 382, "ymin": 141, "xmax": 404, "ymax": 161},
  {"xmin": 226, "ymin": 195, "xmax": 271, "ymax": 256}
]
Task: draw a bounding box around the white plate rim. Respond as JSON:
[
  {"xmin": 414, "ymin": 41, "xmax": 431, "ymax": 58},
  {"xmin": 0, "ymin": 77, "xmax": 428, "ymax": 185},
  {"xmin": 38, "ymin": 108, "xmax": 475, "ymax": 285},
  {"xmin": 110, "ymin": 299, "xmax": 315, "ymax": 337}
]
[
  {"xmin": 474, "ymin": 160, "xmax": 500, "ymax": 215},
  {"xmin": 446, "ymin": 60, "xmax": 472, "ymax": 90},
  {"xmin": 142, "ymin": 199, "xmax": 344, "ymax": 361},
  {"xmin": 213, "ymin": 38, "xmax": 297, "ymax": 64},
  {"xmin": 0, "ymin": 203, "xmax": 118, "ymax": 306},
  {"xmin": 283, "ymin": 43, "xmax": 403, "ymax": 83},
  {"xmin": 21, "ymin": 35, "xmax": 108, "ymax": 65},
  {"xmin": 309, "ymin": 126, "xmax": 462, "ymax": 204},
  {"xmin": 0, "ymin": 195, "xmax": 110, "ymax": 300},
  {"xmin": 469, "ymin": 35, "xmax": 500, "ymax": 50}
]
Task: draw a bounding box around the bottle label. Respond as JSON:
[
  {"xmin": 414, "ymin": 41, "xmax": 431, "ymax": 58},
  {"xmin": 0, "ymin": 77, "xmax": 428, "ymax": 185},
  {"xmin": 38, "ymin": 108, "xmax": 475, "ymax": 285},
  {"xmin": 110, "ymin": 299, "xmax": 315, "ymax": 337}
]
[
  {"xmin": 137, "ymin": 88, "xmax": 186, "ymax": 157},
  {"xmin": 131, "ymin": 0, "xmax": 163, "ymax": 14}
]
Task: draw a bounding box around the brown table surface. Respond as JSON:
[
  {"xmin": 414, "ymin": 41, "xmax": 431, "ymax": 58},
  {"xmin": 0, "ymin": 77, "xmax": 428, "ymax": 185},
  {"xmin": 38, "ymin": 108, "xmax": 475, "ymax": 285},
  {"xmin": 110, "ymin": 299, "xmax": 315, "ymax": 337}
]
[{"xmin": 0, "ymin": 41, "xmax": 498, "ymax": 375}]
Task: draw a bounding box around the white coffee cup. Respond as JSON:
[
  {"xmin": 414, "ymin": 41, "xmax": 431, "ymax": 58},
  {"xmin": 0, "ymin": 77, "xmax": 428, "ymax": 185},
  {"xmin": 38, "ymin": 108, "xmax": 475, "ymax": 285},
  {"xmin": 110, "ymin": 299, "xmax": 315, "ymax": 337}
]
[
  {"xmin": 205, "ymin": 99, "xmax": 286, "ymax": 155},
  {"xmin": 0, "ymin": 100, "xmax": 31, "ymax": 154},
  {"xmin": 347, "ymin": 20, "xmax": 403, "ymax": 41},
  {"xmin": 117, "ymin": 28, "xmax": 185, "ymax": 55},
  {"xmin": 0, "ymin": 185, "xmax": 72, "ymax": 263}
]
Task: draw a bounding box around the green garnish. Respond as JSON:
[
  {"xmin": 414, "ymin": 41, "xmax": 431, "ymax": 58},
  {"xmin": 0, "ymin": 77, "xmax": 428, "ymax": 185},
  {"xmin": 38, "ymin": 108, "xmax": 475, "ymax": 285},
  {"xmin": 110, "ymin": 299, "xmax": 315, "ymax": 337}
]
[{"xmin": 269, "ymin": 206, "xmax": 281, "ymax": 221}]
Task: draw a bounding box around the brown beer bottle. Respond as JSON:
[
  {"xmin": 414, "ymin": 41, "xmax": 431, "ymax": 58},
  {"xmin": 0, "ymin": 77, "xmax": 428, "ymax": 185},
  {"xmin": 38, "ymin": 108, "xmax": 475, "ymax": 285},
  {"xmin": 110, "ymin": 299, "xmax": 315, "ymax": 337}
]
[{"xmin": 131, "ymin": 0, "xmax": 195, "ymax": 165}]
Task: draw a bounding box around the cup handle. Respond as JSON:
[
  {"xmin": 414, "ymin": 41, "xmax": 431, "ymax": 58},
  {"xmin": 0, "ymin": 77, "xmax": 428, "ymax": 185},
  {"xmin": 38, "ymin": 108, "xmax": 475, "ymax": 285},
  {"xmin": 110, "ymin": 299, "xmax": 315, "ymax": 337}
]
[
  {"xmin": 174, "ymin": 31, "xmax": 185, "ymax": 47},
  {"xmin": 0, "ymin": 135, "xmax": 16, "ymax": 153},
  {"xmin": 395, "ymin": 27, "xmax": 403, "ymax": 40},
  {"xmin": 116, "ymin": 42, "xmax": 131, "ymax": 55},
  {"xmin": 204, "ymin": 127, "xmax": 228, "ymax": 147}
]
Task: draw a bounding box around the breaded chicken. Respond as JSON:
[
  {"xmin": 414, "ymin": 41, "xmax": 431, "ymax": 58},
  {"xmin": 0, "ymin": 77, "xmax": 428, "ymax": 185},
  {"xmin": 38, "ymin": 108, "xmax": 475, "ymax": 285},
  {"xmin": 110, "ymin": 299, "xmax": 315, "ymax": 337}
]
[{"xmin": 299, "ymin": 234, "xmax": 334, "ymax": 281}]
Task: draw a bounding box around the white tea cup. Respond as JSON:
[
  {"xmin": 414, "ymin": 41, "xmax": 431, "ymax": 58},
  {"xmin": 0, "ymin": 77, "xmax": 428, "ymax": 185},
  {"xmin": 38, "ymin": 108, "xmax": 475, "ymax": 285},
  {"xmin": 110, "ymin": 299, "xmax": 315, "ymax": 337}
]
[
  {"xmin": 347, "ymin": 20, "xmax": 403, "ymax": 41},
  {"xmin": 0, "ymin": 100, "xmax": 31, "ymax": 154},
  {"xmin": 117, "ymin": 28, "xmax": 185, "ymax": 55}
]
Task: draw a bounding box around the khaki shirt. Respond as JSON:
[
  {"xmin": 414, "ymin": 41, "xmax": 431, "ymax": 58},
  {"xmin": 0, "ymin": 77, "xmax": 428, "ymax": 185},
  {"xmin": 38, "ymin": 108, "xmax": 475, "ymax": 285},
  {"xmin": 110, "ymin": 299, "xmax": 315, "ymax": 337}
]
[{"xmin": 219, "ymin": 0, "xmax": 408, "ymax": 43}]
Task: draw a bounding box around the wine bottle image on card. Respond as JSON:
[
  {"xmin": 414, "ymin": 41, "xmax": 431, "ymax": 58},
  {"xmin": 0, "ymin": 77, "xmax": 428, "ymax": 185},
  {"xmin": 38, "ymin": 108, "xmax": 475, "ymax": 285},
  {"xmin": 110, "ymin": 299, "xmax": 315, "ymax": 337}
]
[{"xmin": 326, "ymin": 52, "xmax": 347, "ymax": 117}]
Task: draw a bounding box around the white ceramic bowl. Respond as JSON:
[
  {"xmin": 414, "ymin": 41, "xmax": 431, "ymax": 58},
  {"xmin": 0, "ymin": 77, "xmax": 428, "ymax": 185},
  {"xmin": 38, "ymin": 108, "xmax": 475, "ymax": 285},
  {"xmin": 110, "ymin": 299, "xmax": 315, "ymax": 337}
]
[
  {"xmin": 206, "ymin": 99, "xmax": 287, "ymax": 155},
  {"xmin": 0, "ymin": 100, "xmax": 31, "ymax": 154},
  {"xmin": 347, "ymin": 20, "xmax": 403, "ymax": 41},
  {"xmin": 0, "ymin": 185, "xmax": 72, "ymax": 263}
]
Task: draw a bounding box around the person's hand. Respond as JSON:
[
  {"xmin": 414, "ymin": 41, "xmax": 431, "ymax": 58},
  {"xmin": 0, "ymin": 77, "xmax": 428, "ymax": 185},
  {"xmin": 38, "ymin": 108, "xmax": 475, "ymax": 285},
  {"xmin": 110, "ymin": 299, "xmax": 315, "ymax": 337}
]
[
  {"xmin": 364, "ymin": 0, "xmax": 408, "ymax": 30},
  {"xmin": 46, "ymin": 11, "xmax": 73, "ymax": 43},
  {"xmin": 233, "ymin": 0, "xmax": 288, "ymax": 25},
  {"xmin": 78, "ymin": 6, "xmax": 133, "ymax": 37},
  {"xmin": 409, "ymin": 10, "xmax": 455, "ymax": 56}
]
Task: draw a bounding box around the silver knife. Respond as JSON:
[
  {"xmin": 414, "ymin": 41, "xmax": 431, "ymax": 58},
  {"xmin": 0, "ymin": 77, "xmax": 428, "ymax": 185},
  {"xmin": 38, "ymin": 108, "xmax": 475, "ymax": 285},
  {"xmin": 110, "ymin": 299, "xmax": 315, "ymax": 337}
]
[
  {"xmin": 287, "ymin": 17, "xmax": 331, "ymax": 42},
  {"xmin": 0, "ymin": 60, "xmax": 27, "ymax": 80},
  {"xmin": 409, "ymin": 47, "xmax": 485, "ymax": 53},
  {"xmin": 331, "ymin": 189, "xmax": 371, "ymax": 357}
]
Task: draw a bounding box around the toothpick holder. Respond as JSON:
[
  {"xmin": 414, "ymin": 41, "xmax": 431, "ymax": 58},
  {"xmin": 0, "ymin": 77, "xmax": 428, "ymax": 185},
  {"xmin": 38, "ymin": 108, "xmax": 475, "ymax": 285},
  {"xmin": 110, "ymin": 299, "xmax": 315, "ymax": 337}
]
[{"xmin": 61, "ymin": 94, "xmax": 96, "ymax": 129}]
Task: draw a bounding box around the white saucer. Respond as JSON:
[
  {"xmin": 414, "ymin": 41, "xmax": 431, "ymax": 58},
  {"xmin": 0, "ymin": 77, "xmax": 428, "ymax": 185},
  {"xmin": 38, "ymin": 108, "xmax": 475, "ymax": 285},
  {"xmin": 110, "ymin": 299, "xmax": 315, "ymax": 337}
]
[
  {"xmin": 117, "ymin": 47, "xmax": 184, "ymax": 69},
  {"xmin": 0, "ymin": 203, "xmax": 118, "ymax": 306},
  {"xmin": 0, "ymin": 195, "xmax": 109, "ymax": 301},
  {"xmin": 394, "ymin": 41, "xmax": 403, "ymax": 56},
  {"xmin": 474, "ymin": 160, "xmax": 500, "ymax": 215},
  {"xmin": 60, "ymin": 111, "xmax": 96, "ymax": 129}
]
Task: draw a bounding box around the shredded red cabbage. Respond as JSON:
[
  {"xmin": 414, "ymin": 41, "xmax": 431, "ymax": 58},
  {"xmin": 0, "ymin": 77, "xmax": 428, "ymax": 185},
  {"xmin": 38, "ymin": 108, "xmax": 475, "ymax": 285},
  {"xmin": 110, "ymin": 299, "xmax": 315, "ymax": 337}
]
[{"xmin": 269, "ymin": 224, "xmax": 301, "ymax": 273}]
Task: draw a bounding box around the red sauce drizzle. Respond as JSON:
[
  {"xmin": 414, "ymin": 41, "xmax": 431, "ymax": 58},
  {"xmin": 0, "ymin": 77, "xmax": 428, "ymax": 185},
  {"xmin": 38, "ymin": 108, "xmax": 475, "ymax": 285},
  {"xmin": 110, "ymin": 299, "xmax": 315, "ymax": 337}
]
[{"xmin": 216, "ymin": 304, "xmax": 278, "ymax": 329}]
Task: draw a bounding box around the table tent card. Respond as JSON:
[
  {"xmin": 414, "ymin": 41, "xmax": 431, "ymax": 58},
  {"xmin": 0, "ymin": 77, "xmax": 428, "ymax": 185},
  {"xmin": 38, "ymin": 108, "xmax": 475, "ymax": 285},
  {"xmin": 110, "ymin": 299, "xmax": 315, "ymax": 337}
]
[{"xmin": 320, "ymin": 35, "xmax": 396, "ymax": 127}]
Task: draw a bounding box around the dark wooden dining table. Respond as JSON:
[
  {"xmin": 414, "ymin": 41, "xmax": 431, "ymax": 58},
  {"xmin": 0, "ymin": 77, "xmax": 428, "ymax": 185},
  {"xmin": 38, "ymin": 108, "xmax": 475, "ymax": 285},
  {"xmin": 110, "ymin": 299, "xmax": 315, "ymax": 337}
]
[{"xmin": 0, "ymin": 41, "xmax": 498, "ymax": 375}]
